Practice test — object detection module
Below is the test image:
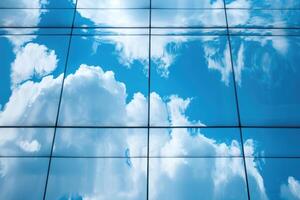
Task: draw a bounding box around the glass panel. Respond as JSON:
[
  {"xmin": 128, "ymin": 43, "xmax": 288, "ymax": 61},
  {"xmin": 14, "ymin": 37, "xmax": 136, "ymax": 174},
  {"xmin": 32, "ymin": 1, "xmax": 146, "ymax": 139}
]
[
  {"xmin": 152, "ymin": 9, "xmax": 226, "ymax": 28},
  {"xmin": 45, "ymin": 158, "xmax": 147, "ymax": 200},
  {"xmin": 0, "ymin": 35, "xmax": 70, "ymax": 126},
  {"xmin": 150, "ymin": 35, "xmax": 238, "ymax": 126},
  {"xmin": 54, "ymin": 128, "xmax": 147, "ymax": 157},
  {"xmin": 0, "ymin": 0, "xmax": 75, "ymax": 8},
  {"xmin": 0, "ymin": 9, "xmax": 74, "ymax": 27},
  {"xmin": 77, "ymin": 0, "xmax": 149, "ymax": 8},
  {"xmin": 0, "ymin": 128, "xmax": 54, "ymax": 156},
  {"xmin": 0, "ymin": 158, "xmax": 49, "ymax": 200},
  {"xmin": 58, "ymin": 35, "xmax": 148, "ymax": 126},
  {"xmin": 150, "ymin": 128, "xmax": 242, "ymax": 157},
  {"xmin": 149, "ymin": 158, "xmax": 248, "ymax": 200},
  {"xmin": 75, "ymin": 9, "xmax": 149, "ymax": 27},
  {"xmin": 227, "ymin": 10, "xmax": 300, "ymax": 28},
  {"xmin": 231, "ymin": 36, "xmax": 300, "ymax": 126},
  {"xmin": 152, "ymin": 0, "xmax": 224, "ymax": 8},
  {"xmin": 243, "ymin": 128, "xmax": 300, "ymax": 157},
  {"xmin": 225, "ymin": 0, "xmax": 300, "ymax": 9},
  {"xmin": 246, "ymin": 158, "xmax": 300, "ymax": 200}
]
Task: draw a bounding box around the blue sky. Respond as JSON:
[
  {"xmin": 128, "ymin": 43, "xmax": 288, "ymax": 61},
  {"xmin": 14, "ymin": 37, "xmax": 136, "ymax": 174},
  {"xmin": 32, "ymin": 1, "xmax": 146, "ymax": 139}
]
[{"xmin": 0, "ymin": 0, "xmax": 300, "ymax": 199}]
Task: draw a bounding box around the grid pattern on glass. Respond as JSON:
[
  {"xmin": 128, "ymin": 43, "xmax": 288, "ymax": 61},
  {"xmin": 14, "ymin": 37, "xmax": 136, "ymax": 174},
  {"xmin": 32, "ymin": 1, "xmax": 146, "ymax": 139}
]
[{"xmin": 0, "ymin": 0, "xmax": 300, "ymax": 200}]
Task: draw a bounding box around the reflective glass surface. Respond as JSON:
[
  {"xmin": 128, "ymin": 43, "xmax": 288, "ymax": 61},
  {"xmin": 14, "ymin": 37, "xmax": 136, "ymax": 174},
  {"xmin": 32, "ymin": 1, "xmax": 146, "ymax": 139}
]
[
  {"xmin": 58, "ymin": 34, "xmax": 149, "ymax": 126},
  {"xmin": 150, "ymin": 35, "xmax": 238, "ymax": 126},
  {"xmin": 243, "ymin": 128, "xmax": 300, "ymax": 157},
  {"xmin": 225, "ymin": 0, "xmax": 300, "ymax": 9},
  {"xmin": 46, "ymin": 158, "xmax": 147, "ymax": 200},
  {"xmin": 149, "ymin": 158, "xmax": 248, "ymax": 200},
  {"xmin": 0, "ymin": 158, "xmax": 49, "ymax": 200},
  {"xmin": 0, "ymin": 128, "xmax": 54, "ymax": 156},
  {"xmin": 54, "ymin": 128, "xmax": 147, "ymax": 157},
  {"xmin": 77, "ymin": 0, "xmax": 150, "ymax": 8},
  {"xmin": 150, "ymin": 128, "xmax": 242, "ymax": 157},
  {"xmin": 231, "ymin": 36, "xmax": 300, "ymax": 126},
  {"xmin": 0, "ymin": 0, "xmax": 75, "ymax": 8},
  {"xmin": 1, "ymin": 0, "xmax": 300, "ymax": 199},
  {"xmin": 152, "ymin": 10, "xmax": 226, "ymax": 28},
  {"xmin": 152, "ymin": 0, "xmax": 224, "ymax": 8},
  {"xmin": 246, "ymin": 158, "xmax": 300, "ymax": 200},
  {"xmin": 0, "ymin": 35, "xmax": 70, "ymax": 126}
]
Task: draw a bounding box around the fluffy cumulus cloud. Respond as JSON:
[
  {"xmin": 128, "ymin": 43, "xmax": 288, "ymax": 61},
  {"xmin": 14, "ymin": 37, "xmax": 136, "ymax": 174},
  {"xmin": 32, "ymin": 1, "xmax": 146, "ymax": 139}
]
[
  {"xmin": 11, "ymin": 43, "xmax": 58, "ymax": 87},
  {"xmin": 281, "ymin": 176, "xmax": 300, "ymax": 200},
  {"xmin": 0, "ymin": 75, "xmax": 63, "ymax": 125}
]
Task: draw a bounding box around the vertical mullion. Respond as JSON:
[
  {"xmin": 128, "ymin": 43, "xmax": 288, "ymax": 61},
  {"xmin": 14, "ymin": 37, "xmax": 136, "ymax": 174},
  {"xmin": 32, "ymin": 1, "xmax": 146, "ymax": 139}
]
[
  {"xmin": 147, "ymin": 0, "xmax": 152, "ymax": 200},
  {"xmin": 222, "ymin": 1, "xmax": 251, "ymax": 199},
  {"xmin": 42, "ymin": 1, "xmax": 78, "ymax": 199}
]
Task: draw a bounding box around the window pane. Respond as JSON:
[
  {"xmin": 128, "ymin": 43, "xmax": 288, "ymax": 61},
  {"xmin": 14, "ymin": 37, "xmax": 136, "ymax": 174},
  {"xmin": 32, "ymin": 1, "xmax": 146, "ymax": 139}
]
[
  {"xmin": 77, "ymin": 0, "xmax": 149, "ymax": 8},
  {"xmin": 150, "ymin": 36, "xmax": 238, "ymax": 126},
  {"xmin": 152, "ymin": 10, "xmax": 226, "ymax": 28},
  {"xmin": 152, "ymin": 0, "xmax": 224, "ymax": 8},
  {"xmin": 58, "ymin": 35, "xmax": 148, "ymax": 126},
  {"xmin": 231, "ymin": 36, "xmax": 300, "ymax": 126},
  {"xmin": 0, "ymin": 158, "xmax": 49, "ymax": 200},
  {"xmin": 46, "ymin": 158, "xmax": 147, "ymax": 200},
  {"xmin": 149, "ymin": 158, "xmax": 248, "ymax": 200},
  {"xmin": 54, "ymin": 128, "xmax": 147, "ymax": 157},
  {"xmin": 246, "ymin": 158, "xmax": 300, "ymax": 200},
  {"xmin": 75, "ymin": 9, "xmax": 149, "ymax": 28},
  {"xmin": 228, "ymin": 10, "xmax": 300, "ymax": 28},
  {"xmin": 150, "ymin": 128, "xmax": 242, "ymax": 157},
  {"xmin": 0, "ymin": 128, "xmax": 54, "ymax": 156},
  {"xmin": 0, "ymin": 35, "xmax": 70, "ymax": 126},
  {"xmin": 225, "ymin": 0, "xmax": 300, "ymax": 9},
  {"xmin": 0, "ymin": 0, "xmax": 75, "ymax": 8},
  {"xmin": 243, "ymin": 128, "xmax": 300, "ymax": 157},
  {"xmin": 0, "ymin": 9, "xmax": 74, "ymax": 27}
]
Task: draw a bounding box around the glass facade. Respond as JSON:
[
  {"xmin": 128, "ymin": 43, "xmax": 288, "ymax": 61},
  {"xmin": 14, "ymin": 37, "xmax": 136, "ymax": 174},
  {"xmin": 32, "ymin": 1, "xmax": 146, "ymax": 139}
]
[{"xmin": 0, "ymin": 0, "xmax": 300, "ymax": 199}]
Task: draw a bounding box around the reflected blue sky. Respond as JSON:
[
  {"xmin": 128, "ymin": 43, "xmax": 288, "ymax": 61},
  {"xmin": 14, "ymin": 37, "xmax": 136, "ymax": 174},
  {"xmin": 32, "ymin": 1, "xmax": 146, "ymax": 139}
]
[
  {"xmin": 231, "ymin": 36, "xmax": 300, "ymax": 126},
  {"xmin": 0, "ymin": 0, "xmax": 300, "ymax": 199},
  {"xmin": 246, "ymin": 158, "xmax": 300, "ymax": 200},
  {"xmin": 150, "ymin": 36, "xmax": 238, "ymax": 126},
  {"xmin": 225, "ymin": 0, "xmax": 300, "ymax": 9}
]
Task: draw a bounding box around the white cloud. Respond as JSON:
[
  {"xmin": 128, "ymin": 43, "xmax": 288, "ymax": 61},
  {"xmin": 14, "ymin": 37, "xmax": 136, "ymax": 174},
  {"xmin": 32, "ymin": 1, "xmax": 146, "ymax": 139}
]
[
  {"xmin": 234, "ymin": 43, "xmax": 245, "ymax": 86},
  {"xmin": 1, "ymin": 61, "xmax": 268, "ymax": 199},
  {"xmin": 0, "ymin": 0, "xmax": 48, "ymax": 49},
  {"xmin": 95, "ymin": 36, "xmax": 148, "ymax": 69},
  {"xmin": 77, "ymin": 0, "xmax": 148, "ymax": 8},
  {"xmin": 244, "ymin": 140, "xmax": 269, "ymax": 200},
  {"xmin": 152, "ymin": 0, "xmax": 223, "ymax": 8},
  {"xmin": 0, "ymin": 159, "xmax": 8, "ymax": 178},
  {"xmin": 18, "ymin": 140, "xmax": 41, "ymax": 152},
  {"xmin": 0, "ymin": 75, "xmax": 63, "ymax": 125},
  {"xmin": 58, "ymin": 64, "xmax": 138, "ymax": 126},
  {"xmin": 11, "ymin": 43, "xmax": 58, "ymax": 87},
  {"xmin": 126, "ymin": 92, "xmax": 148, "ymax": 125},
  {"xmin": 281, "ymin": 176, "xmax": 300, "ymax": 200},
  {"xmin": 75, "ymin": 1, "xmax": 228, "ymax": 80},
  {"xmin": 203, "ymin": 37, "xmax": 232, "ymax": 85}
]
